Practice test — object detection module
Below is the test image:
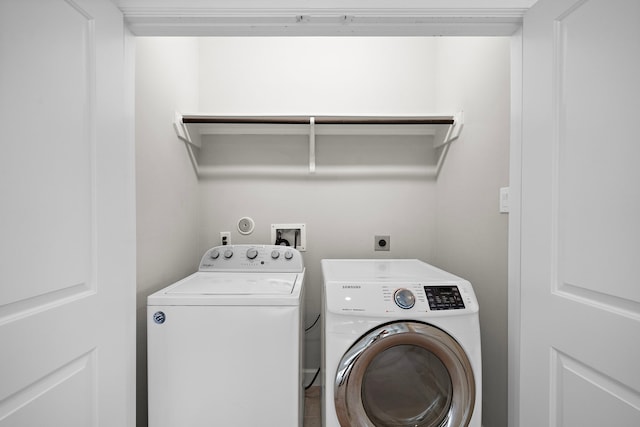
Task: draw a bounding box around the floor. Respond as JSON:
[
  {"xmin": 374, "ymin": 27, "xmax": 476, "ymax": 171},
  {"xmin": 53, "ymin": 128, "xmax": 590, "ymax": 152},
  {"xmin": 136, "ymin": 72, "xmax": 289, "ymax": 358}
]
[{"xmin": 304, "ymin": 386, "xmax": 321, "ymax": 427}]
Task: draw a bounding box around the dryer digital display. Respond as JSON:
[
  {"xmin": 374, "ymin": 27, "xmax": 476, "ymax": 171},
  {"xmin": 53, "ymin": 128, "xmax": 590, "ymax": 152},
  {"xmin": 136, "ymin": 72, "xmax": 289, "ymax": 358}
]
[{"xmin": 424, "ymin": 286, "xmax": 466, "ymax": 310}]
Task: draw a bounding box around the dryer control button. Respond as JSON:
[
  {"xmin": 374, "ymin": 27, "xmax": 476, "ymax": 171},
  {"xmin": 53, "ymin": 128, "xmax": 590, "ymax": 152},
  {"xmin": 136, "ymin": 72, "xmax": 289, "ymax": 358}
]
[
  {"xmin": 224, "ymin": 249, "xmax": 234, "ymax": 259},
  {"xmin": 394, "ymin": 288, "xmax": 416, "ymax": 309},
  {"xmin": 210, "ymin": 249, "xmax": 220, "ymax": 259},
  {"xmin": 246, "ymin": 248, "xmax": 258, "ymax": 260}
]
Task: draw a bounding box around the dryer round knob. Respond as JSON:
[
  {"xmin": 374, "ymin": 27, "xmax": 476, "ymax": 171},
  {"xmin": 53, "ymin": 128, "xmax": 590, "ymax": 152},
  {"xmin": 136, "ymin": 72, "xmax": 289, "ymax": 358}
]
[
  {"xmin": 271, "ymin": 250, "xmax": 280, "ymax": 259},
  {"xmin": 394, "ymin": 288, "xmax": 416, "ymax": 309},
  {"xmin": 284, "ymin": 250, "xmax": 293, "ymax": 260},
  {"xmin": 246, "ymin": 248, "xmax": 258, "ymax": 260},
  {"xmin": 210, "ymin": 249, "xmax": 220, "ymax": 259},
  {"xmin": 224, "ymin": 249, "xmax": 233, "ymax": 259}
]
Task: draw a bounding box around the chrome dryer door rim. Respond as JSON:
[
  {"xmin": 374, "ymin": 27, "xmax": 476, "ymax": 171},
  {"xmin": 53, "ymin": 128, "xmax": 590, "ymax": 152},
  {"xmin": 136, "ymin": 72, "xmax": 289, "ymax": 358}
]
[{"xmin": 334, "ymin": 321, "xmax": 475, "ymax": 427}]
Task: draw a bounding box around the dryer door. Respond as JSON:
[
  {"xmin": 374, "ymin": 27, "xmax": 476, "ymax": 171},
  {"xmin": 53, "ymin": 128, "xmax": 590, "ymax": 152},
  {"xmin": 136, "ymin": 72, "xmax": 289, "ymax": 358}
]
[{"xmin": 335, "ymin": 321, "xmax": 475, "ymax": 427}]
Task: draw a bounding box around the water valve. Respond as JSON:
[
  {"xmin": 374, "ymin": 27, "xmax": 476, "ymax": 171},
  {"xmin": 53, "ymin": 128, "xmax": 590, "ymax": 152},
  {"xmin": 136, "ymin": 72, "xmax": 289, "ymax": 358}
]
[{"xmin": 271, "ymin": 223, "xmax": 306, "ymax": 251}]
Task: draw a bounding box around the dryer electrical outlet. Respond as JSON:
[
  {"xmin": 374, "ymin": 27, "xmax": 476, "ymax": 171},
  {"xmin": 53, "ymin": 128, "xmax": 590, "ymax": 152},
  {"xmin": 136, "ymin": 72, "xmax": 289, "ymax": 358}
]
[
  {"xmin": 375, "ymin": 235, "xmax": 390, "ymax": 251},
  {"xmin": 271, "ymin": 224, "xmax": 306, "ymax": 251}
]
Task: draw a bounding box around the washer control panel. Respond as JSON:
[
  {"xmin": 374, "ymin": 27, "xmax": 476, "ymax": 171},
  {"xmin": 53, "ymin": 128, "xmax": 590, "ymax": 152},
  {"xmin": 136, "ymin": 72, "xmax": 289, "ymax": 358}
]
[
  {"xmin": 199, "ymin": 245, "xmax": 303, "ymax": 272},
  {"xmin": 325, "ymin": 281, "xmax": 478, "ymax": 315}
]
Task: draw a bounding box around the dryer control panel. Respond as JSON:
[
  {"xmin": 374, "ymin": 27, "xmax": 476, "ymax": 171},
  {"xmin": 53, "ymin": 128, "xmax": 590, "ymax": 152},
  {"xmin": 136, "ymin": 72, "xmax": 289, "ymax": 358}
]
[
  {"xmin": 199, "ymin": 245, "xmax": 304, "ymax": 273},
  {"xmin": 388, "ymin": 285, "xmax": 466, "ymax": 310},
  {"xmin": 424, "ymin": 285, "xmax": 467, "ymax": 310},
  {"xmin": 324, "ymin": 280, "xmax": 478, "ymax": 316}
]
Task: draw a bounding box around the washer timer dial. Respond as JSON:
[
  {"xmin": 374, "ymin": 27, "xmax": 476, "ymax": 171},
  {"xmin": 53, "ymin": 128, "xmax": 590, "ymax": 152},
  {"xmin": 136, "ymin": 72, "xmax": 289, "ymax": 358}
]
[
  {"xmin": 394, "ymin": 288, "xmax": 416, "ymax": 309},
  {"xmin": 246, "ymin": 248, "xmax": 258, "ymax": 260}
]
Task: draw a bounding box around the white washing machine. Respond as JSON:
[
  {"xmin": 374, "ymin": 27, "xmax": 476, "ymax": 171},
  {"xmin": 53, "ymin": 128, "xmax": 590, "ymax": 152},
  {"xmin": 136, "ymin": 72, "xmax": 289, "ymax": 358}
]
[
  {"xmin": 147, "ymin": 244, "xmax": 305, "ymax": 427},
  {"xmin": 322, "ymin": 259, "xmax": 481, "ymax": 427}
]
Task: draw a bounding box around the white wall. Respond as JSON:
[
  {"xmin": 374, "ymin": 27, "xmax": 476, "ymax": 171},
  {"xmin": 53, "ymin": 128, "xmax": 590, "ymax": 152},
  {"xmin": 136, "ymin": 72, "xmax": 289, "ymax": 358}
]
[
  {"xmin": 135, "ymin": 37, "xmax": 202, "ymax": 427},
  {"xmin": 136, "ymin": 36, "xmax": 510, "ymax": 426},
  {"xmin": 198, "ymin": 37, "xmax": 439, "ymax": 115},
  {"xmin": 197, "ymin": 37, "xmax": 441, "ymax": 377},
  {"xmin": 434, "ymin": 37, "xmax": 511, "ymax": 427}
]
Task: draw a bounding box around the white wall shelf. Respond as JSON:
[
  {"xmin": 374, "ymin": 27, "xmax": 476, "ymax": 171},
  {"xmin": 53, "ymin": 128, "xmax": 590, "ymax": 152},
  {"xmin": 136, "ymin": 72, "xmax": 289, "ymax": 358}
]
[{"xmin": 173, "ymin": 112, "xmax": 463, "ymax": 177}]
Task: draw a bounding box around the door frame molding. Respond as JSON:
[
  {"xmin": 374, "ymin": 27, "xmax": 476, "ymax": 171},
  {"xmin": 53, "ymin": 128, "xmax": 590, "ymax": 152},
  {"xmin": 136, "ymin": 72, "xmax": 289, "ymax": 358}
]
[
  {"xmin": 119, "ymin": 4, "xmax": 528, "ymax": 37},
  {"xmin": 508, "ymin": 28, "xmax": 524, "ymax": 427},
  {"xmin": 118, "ymin": 5, "xmax": 526, "ymax": 427}
]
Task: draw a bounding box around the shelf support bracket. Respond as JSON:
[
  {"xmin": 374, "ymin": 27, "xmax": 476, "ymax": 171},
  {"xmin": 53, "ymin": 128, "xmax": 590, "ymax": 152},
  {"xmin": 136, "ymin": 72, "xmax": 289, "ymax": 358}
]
[
  {"xmin": 173, "ymin": 111, "xmax": 201, "ymax": 177},
  {"xmin": 434, "ymin": 111, "xmax": 464, "ymax": 177},
  {"xmin": 434, "ymin": 111, "xmax": 464, "ymax": 148},
  {"xmin": 173, "ymin": 111, "xmax": 201, "ymax": 148},
  {"xmin": 309, "ymin": 116, "xmax": 316, "ymax": 173}
]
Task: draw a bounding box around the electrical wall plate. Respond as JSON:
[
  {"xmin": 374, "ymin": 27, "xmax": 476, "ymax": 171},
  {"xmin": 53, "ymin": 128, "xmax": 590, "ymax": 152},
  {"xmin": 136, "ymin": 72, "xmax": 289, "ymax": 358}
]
[
  {"xmin": 271, "ymin": 223, "xmax": 306, "ymax": 251},
  {"xmin": 237, "ymin": 217, "xmax": 255, "ymax": 235},
  {"xmin": 499, "ymin": 187, "xmax": 510, "ymax": 213},
  {"xmin": 375, "ymin": 235, "xmax": 390, "ymax": 251},
  {"xmin": 220, "ymin": 231, "xmax": 230, "ymax": 245}
]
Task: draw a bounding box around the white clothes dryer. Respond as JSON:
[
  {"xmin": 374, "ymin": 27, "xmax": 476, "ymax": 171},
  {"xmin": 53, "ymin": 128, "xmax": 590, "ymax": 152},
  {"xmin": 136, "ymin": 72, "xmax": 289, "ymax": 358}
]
[
  {"xmin": 322, "ymin": 259, "xmax": 481, "ymax": 427},
  {"xmin": 148, "ymin": 245, "xmax": 305, "ymax": 427}
]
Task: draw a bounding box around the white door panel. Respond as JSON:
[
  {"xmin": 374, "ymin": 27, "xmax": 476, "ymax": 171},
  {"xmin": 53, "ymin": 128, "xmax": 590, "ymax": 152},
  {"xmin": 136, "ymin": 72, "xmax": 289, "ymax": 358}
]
[
  {"xmin": 1, "ymin": 354, "xmax": 95, "ymax": 427},
  {"xmin": 0, "ymin": 0, "xmax": 134, "ymax": 425},
  {"xmin": 556, "ymin": 0, "xmax": 640, "ymax": 304},
  {"xmin": 521, "ymin": 0, "xmax": 640, "ymax": 425},
  {"xmin": 0, "ymin": 0, "xmax": 94, "ymax": 307}
]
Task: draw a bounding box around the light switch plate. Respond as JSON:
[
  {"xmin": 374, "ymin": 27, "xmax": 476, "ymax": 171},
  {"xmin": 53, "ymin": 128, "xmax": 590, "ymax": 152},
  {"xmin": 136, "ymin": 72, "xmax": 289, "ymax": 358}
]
[{"xmin": 500, "ymin": 187, "xmax": 510, "ymax": 213}]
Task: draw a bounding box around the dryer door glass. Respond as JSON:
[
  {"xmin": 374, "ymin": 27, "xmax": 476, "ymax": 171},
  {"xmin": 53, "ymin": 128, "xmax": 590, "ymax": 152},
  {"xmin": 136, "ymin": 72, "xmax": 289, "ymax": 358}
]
[
  {"xmin": 361, "ymin": 344, "xmax": 452, "ymax": 426},
  {"xmin": 334, "ymin": 321, "xmax": 475, "ymax": 427}
]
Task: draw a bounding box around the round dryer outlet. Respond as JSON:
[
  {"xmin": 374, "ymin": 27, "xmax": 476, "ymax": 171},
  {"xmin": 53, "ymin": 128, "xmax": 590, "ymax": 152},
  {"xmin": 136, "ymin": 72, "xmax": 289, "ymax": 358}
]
[{"xmin": 237, "ymin": 217, "xmax": 255, "ymax": 235}]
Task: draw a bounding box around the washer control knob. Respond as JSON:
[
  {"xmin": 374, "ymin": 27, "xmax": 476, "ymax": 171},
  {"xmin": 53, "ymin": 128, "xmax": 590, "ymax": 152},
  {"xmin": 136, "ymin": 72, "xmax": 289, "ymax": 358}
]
[
  {"xmin": 210, "ymin": 249, "xmax": 220, "ymax": 259},
  {"xmin": 284, "ymin": 250, "xmax": 293, "ymax": 260},
  {"xmin": 224, "ymin": 249, "xmax": 233, "ymax": 259},
  {"xmin": 271, "ymin": 250, "xmax": 280, "ymax": 259},
  {"xmin": 394, "ymin": 288, "xmax": 416, "ymax": 310},
  {"xmin": 246, "ymin": 248, "xmax": 258, "ymax": 260}
]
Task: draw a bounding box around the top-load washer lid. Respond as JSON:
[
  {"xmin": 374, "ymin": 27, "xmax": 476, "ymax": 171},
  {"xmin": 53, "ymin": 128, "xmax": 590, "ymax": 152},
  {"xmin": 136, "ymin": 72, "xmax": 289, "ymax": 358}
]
[
  {"xmin": 166, "ymin": 272, "xmax": 298, "ymax": 295},
  {"xmin": 147, "ymin": 270, "xmax": 304, "ymax": 306},
  {"xmin": 147, "ymin": 245, "xmax": 305, "ymax": 306}
]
